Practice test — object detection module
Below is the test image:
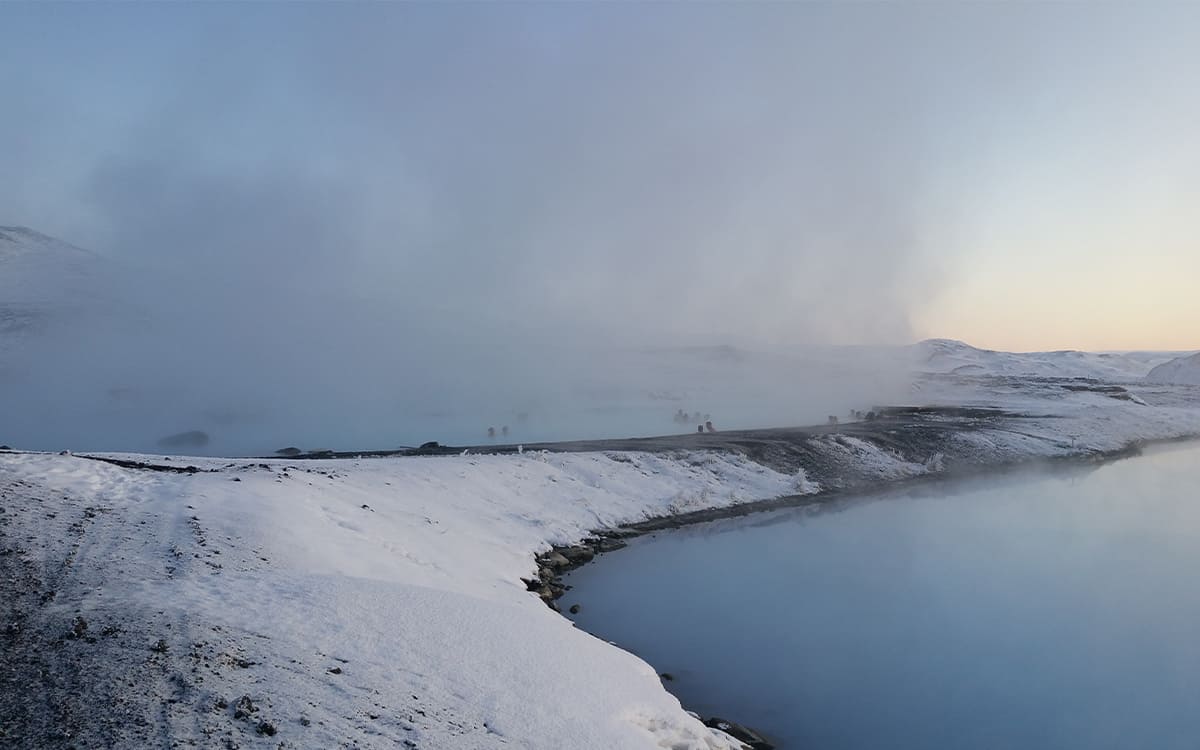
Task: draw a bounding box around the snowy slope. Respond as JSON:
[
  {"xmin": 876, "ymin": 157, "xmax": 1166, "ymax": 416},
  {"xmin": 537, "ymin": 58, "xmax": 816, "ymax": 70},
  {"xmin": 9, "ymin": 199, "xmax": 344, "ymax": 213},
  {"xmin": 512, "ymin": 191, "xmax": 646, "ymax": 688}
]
[
  {"xmin": 0, "ymin": 225, "xmax": 115, "ymax": 335},
  {"xmin": 911, "ymin": 338, "xmax": 1180, "ymax": 380},
  {"xmin": 1145, "ymin": 352, "xmax": 1200, "ymax": 385},
  {"xmin": 1, "ymin": 449, "xmax": 805, "ymax": 749}
]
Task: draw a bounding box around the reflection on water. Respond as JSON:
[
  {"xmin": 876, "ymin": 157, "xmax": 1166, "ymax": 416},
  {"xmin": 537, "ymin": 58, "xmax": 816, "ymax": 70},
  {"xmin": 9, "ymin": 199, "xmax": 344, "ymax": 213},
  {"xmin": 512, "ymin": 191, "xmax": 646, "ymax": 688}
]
[{"xmin": 564, "ymin": 442, "xmax": 1200, "ymax": 750}]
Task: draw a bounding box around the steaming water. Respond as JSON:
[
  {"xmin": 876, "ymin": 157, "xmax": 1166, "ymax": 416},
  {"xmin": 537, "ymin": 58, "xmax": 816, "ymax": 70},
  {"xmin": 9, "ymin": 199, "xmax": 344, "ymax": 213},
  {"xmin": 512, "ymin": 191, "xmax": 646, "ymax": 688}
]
[
  {"xmin": 6, "ymin": 346, "xmax": 903, "ymax": 455},
  {"xmin": 563, "ymin": 442, "xmax": 1200, "ymax": 749}
]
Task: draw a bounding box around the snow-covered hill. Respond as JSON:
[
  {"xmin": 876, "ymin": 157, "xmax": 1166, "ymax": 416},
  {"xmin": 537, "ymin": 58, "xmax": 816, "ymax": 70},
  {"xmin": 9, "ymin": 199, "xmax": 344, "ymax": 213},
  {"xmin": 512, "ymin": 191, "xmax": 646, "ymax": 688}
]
[
  {"xmin": 0, "ymin": 225, "xmax": 117, "ymax": 339},
  {"xmin": 1146, "ymin": 352, "xmax": 1200, "ymax": 385},
  {"xmin": 911, "ymin": 338, "xmax": 1180, "ymax": 381}
]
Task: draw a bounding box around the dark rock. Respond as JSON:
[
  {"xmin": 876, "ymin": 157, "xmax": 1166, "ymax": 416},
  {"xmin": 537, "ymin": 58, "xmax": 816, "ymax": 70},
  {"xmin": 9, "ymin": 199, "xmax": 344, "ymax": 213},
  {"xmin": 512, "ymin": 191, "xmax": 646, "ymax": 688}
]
[
  {"xmin": 541, "ymin": 551, "xmax": 570, "ymax": 568},
  {"xmin": 233, "ymin": 695, "xmax": 257, "ymax": 719},
  {"xmin": 275, "ymin": 447, "xmax": 302, "ymax": 457},
  {"xmin": 255, "ymin": 721, "xmax": 276, "ymax": 736},
  {"xmin": 592, "ymin": 536, "xmax": 627, "ymax": 553},
  {"xmin": 0, "ymin": 445, "xmax": 10, "ymax": 450},
  {"xmin": 69, "ymin": 616, "xmax": 88, "ymax": 639},
  {"xmin": 704, "ymin": 718, "xmax": 774, "ymax": 749},
  {"xmin": 150, "ymin": 639, "xmax": 169, "ymax": 653},
  {"xmin": 215, "ymin": 697, "xmax": 228, "ymax": 710},
  {"xmin": 561, "ymin": 546, "xmax": 595, "ymax": 564},
  {"xmin": 157, "ymin": 430, "xmax": 210, "ymax": 448},
  {"xmin": 659, "ymin": 672, "xmax": 674, "ymax": 681},
  {"xmin": 328, "ymin": 666, "xmax": 342, "ymax": 674},
  {"xmin": 419, "ymin": 441, "xmax": 440, "ymax": 450},
  {"xmin": 568, "ymin": 604, "xmax": 580, "ymax": 615}
]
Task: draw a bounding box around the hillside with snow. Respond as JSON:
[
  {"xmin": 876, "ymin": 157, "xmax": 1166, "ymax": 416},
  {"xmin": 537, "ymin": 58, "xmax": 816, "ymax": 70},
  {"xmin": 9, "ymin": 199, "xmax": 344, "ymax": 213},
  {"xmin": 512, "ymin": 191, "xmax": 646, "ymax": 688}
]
[
  {"xmin": 910, "ymin": 338, "xmax": 1181, "ymax": 381},
  {"xmin": 0, "ymin": 226, "xmax": 119, "ymax": 341},
  {"xmin": 1145, "ymin": 352, "xmax": 1200, "ymax": 385}
]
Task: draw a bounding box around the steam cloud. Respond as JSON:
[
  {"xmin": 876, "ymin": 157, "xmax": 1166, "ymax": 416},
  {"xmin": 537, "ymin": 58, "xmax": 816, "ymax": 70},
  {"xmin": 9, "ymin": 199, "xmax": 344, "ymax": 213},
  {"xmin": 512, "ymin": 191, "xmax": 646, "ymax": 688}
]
[{"xmin": 6, "ymin": 3, "xmax": 1187, "ymax": 452}]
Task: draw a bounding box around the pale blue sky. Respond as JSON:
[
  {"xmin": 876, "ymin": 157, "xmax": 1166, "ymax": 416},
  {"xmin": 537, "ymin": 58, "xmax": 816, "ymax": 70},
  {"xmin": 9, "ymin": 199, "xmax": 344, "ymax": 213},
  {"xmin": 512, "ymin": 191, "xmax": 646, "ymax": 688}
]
[{"xmin": 3, "ymin": 2, "xmax": 1198, "ymax": 350}]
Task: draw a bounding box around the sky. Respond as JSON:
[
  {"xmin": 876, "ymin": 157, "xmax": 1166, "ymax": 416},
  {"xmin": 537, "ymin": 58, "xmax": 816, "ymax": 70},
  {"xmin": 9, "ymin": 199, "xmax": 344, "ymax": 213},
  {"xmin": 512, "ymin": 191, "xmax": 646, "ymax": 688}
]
[{"xmin": 2, "ymin": 2, "xmax": 1198, "ymax": 353}]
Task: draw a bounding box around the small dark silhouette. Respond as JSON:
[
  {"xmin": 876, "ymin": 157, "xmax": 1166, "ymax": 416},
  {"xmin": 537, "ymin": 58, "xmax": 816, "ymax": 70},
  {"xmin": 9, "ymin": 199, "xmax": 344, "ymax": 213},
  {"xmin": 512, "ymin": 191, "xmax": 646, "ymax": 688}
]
[
  {"xmin": 418, "ymin": 441, "xmax": 440, "ymax": 450},
  {"xmin": 705, "ymin": 420, "xmax": 716, "ymax": 433},
  {"xmin": 865, "ymin": 411, "xmax": 878, "ymax": 421},
  {"xmin": 501, "ymin": 425, "xmax": 509, "ymax": 437},
  {"xmin": 697, "ymin": 425, "xmax": 704, "ymax": 433},
  {"xmin": 487, "ymin": 427, "xmax": 496, "ymax": 439},
  {"xmin": 157, "ymin": 430, "xmax": 209, "ymax": 449}
]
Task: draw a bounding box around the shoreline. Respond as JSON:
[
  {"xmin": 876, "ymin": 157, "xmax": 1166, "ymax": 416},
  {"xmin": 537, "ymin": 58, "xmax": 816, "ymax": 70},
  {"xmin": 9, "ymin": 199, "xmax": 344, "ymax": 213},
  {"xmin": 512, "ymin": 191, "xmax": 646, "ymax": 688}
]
[
  {"xmin": 527, "ymin": 430, "xmax": 1200, "ymax": 749},
  {"xmin": 4, "ymin": 401, "xmax": 1200, "ymax": 749}
]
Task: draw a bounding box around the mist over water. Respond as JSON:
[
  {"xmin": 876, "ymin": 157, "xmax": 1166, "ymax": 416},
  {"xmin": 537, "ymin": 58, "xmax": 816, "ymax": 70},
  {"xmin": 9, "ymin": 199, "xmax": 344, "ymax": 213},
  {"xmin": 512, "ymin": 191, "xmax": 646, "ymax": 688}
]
[
  {"xmin": 1, "ymin": 3, "xmax": 951, "ymax": 454},
  {"xmin": 5, "ymin": 3, "xmax": 1198, "ymax": 451},
  {"xmin": 564, "ymin": 443, "xmax": 1200, "ymax": 750}
]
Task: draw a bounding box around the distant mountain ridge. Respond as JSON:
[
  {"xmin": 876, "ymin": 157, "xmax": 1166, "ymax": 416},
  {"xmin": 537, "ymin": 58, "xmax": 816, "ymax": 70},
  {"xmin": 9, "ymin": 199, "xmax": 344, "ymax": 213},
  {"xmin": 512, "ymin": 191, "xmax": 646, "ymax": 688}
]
[
  {"xmin": 911, "ymin": 338, "xmax": 1180, "ymax": 381},
  {"xmin": 0, "ymin": 225, "xmax": 130, "ymax": 366},
  {"xmin": 1, "ymin": 225, "xmax": 109, "ymax": 311}
]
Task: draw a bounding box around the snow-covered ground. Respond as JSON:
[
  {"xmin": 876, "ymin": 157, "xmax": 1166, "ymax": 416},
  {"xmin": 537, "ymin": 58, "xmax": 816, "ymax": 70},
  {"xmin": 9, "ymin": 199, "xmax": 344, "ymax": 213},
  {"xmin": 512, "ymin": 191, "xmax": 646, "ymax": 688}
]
[
  {"xmin": 4, "ymin": 376, "xmax": 1200, "ymax": 749},
  {"xmin": 0, "ymin": 449, "xmax": 807, "ymax": 749}
]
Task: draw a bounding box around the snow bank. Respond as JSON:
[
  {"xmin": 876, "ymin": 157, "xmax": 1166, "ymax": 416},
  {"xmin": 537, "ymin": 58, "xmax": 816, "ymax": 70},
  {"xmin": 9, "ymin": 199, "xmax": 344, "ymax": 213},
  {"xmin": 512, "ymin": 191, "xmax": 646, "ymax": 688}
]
[{"xmin": 1, "ymin": 449, "xmax": 807, "ymax": 749}]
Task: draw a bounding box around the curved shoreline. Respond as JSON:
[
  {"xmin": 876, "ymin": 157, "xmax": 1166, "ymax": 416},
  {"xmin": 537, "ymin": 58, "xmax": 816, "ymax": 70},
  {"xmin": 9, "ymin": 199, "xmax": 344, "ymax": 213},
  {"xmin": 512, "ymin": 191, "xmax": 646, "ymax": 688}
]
[
  {"xmin": 530, "ymin": 430, "xmax": 1200, "ymax": 749},
  {"xmin": 5, "ymin": 403, "xmax": 1199, "ymax": 749}
]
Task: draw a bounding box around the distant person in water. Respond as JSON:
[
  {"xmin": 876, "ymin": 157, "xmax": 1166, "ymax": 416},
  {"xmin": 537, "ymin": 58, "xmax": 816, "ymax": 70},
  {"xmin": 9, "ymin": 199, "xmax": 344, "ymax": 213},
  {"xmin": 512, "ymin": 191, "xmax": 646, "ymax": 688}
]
[
  {"xmin": 705, "ymin": 420, "xmax": 716, "ymax": 433},
  {"xmin": 487, "ymin": 427, "xmax": 496, "ymax": 439}
]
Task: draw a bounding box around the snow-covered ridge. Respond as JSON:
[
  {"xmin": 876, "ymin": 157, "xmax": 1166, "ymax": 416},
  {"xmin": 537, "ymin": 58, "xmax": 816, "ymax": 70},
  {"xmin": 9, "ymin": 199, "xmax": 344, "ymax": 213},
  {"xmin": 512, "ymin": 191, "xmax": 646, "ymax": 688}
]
[
  {"xmin": 911, "ymin": 338, "xmax": 1182, "ymax": 380},
  {"xmin": 1145, "ymin": 352, "xmax": 1200, "ymax": 385},
  {"xmin": 0, "ymin": 225, "xmax": 117, "ymax": 342}
]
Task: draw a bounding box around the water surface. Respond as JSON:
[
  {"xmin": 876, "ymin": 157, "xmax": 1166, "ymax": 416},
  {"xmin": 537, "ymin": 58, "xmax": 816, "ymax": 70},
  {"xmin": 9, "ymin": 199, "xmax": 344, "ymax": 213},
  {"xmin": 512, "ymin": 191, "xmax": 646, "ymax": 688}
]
[{"xmin": 564, "ymin": 443, "xmax": 1200, "ymax": 749}]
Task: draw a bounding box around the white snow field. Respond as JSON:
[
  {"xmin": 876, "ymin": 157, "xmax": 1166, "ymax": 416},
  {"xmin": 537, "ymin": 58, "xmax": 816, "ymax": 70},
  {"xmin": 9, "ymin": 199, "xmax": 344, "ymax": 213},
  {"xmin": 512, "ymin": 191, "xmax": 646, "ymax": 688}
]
[
  {"xmin": 1, "ymin": 449, "xmax": 807, "ymax": 749},
  {"xmin": 4, "ymin": 380, "xmax": 1200, "ymax": 749}
]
